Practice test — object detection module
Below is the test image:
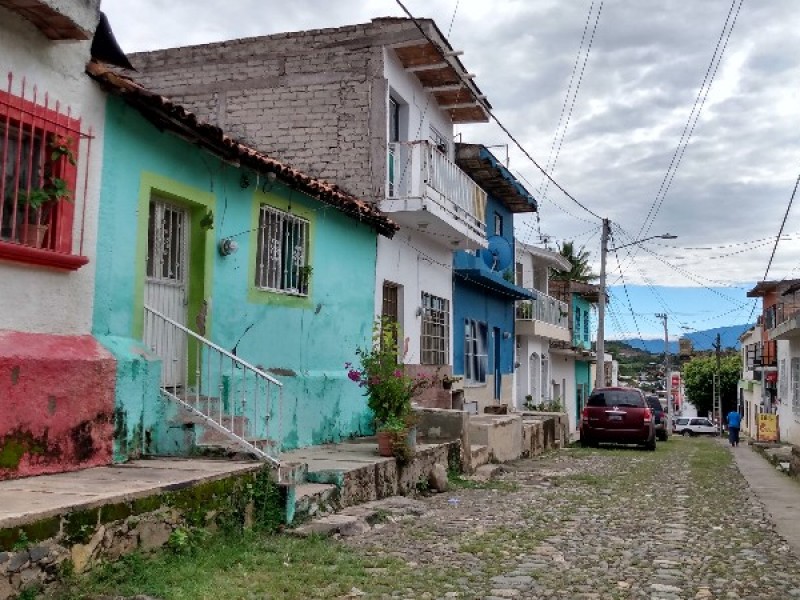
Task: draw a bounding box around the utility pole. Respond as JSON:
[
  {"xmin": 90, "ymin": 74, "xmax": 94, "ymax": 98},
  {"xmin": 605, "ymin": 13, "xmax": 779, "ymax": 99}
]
[
  {"xmin": 656, "ymin": 313, "xmax": 671, "ymax": 428},
  {"xmin": 712, "ymin": 333, "xmax": 722, "ymax": 436},
  {"xmin": 595, "ymin": 222, "xmax": 675, "ymax": 391},
  {"xmin": 595, "ymin": 218, "xmax": 610, "ymax": 390}
]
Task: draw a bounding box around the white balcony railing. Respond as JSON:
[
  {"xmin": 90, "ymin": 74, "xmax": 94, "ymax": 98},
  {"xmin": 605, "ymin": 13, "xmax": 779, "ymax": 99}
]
[
  {"xmin": 387, "ymin": 140, "xmax": 487, "ymax": 232},
  {"xmin": 516, "ymin": 293, "xmax": 570, "ymax": 329}
]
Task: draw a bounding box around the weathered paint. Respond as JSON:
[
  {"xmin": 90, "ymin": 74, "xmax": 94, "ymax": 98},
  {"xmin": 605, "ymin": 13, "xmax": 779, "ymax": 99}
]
[
  {"xmin": 93, "ymin": 335, "xmax": 163, "ymax": 462},
  {"xmin": 94, "ymin": 97, "xmax": 379, "ymax": 455},
  {"xmin": 0, "ymin": 331, "xmax": 115, "ymax": 479}
]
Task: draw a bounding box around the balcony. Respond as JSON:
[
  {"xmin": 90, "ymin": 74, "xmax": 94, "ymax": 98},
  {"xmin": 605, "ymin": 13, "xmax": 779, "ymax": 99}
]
[
  {"xmin": 385, "ymin": 141, "xmax": 487, "ymax": 248},
  {"xmin": 516, "ymin": 292, "xmax": 571, "ymax": 343},
  {"xmin": 770, "ymin": 306, "xmax": 800, "ymax": 340}
]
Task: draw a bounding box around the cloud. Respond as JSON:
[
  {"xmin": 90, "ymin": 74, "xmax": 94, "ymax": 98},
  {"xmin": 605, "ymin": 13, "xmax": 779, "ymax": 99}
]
[{"xmin": 101, "ymin": 0, "xmax": 800, "ymax": 332}]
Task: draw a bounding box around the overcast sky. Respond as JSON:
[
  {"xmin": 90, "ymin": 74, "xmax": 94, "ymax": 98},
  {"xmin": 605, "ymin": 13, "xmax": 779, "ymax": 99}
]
[{"xmin": 101, "ymin": 0, "xmax": 800, "ymax": 338}]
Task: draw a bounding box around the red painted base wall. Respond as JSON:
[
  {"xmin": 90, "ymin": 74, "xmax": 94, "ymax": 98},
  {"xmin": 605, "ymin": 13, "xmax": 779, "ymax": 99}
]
[{"xmin": 0, "ymin": 331, "xmax": 116, "ymax": 480}]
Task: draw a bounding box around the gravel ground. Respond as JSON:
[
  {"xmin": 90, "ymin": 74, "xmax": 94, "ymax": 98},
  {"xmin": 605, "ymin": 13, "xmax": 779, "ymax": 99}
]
[{"xmin": 343, "ymin": 437, "xmax": 800, "ymax": 599}]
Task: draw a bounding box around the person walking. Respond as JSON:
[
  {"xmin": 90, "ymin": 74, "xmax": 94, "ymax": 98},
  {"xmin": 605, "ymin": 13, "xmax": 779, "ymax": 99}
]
[{"xmin": 727, "ymin": 408, "xmax": 742, "ymax": 447}]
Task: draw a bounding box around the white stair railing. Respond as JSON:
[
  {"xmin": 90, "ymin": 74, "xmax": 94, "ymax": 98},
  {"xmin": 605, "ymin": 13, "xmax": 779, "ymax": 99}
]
[{"xmin": 143, "ymin": 305, "xmax": 282, "ymax": 467}]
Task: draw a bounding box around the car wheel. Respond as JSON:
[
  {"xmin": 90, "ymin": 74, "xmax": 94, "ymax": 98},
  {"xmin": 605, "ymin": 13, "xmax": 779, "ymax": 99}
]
[
  {"xmin": 682, "ymin": 429, "xmax": 693, "ymax": 437},
  {"xmin": 657, "ymin": 431, "xmax": 668, "ymax": 442},
  {"xmin": 644, "ymin": 436, "xmax": 657, "ymax": 451},
  {"xmin": 580, "ymin": 436, "xmax": 590, "ymax": 448}
]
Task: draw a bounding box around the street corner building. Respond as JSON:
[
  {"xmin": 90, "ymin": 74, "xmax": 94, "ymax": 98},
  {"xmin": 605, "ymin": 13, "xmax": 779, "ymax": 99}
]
[{"xmin": 0, "ymin": 1, "xmax": 114, "ymax": 479}]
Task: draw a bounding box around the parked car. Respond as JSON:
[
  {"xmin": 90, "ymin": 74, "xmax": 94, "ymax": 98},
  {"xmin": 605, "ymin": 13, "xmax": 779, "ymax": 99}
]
[
  {"xmin": 645, "ymin": 395, "xmax": 669, "ymax": 441},
  {"xmin": 580, "ymin": 387, "xmax": 656, "ymax": 450},
  {"xmin": 673, "ymin": 417, "xmax": 718, "ymax": 436}
]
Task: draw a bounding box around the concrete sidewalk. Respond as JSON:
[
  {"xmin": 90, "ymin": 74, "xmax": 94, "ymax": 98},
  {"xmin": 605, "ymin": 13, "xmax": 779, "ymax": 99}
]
[{"xmin": 730, "ymin": 441, "xmax": 800, "ymax": 556}]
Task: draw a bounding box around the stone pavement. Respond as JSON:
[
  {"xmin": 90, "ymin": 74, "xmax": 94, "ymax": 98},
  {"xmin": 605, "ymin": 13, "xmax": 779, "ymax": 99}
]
[
  {"xmin": 341, "ymin": 437, "xmax": 800, "ymax": 599},
  {"xmin": 731, "ymin": 440, "xmax": 800, "ymax": 556}
]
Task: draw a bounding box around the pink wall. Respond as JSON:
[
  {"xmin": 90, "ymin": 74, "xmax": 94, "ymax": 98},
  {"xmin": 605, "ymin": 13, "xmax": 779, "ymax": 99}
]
[{"xmin": 0, "ymin": 331, "xmax": 116, "ymax": 480}]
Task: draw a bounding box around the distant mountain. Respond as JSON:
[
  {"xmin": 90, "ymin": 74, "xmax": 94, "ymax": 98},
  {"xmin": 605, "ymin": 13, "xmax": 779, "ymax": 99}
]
[{"xmin": 615, "ymin": 324, "xmax": 753, "ymax": 354}]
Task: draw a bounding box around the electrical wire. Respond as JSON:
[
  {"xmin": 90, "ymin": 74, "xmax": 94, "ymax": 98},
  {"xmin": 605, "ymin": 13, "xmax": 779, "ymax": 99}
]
[
  {"xmin": 747, "ymin": 169, "xmax": 800, "ymax": 320},
  {"xmin": 635, "ymin": 0, "xmax": 744, "ymax": 243},
  {"xmin": 393, "ymin": 0, "xmax": 603, "ymax": 222}
]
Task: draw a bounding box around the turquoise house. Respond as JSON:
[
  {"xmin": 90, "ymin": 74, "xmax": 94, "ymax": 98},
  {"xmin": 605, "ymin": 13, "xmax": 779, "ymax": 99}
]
[
  {"xmin": 550, "ymin": 279, "xmax": 601, "ymax": 427},
  {"xmin": 89, "ymin": 65, "xmax": 396, "ymax": 462}
]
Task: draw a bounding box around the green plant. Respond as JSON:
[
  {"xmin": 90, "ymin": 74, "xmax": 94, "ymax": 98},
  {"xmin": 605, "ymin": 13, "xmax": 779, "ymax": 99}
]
[
  {"xmin": 50, "ymin": 134, "xmax": 77, "ymax": 165},
  {"xmin": 346, "ymin": 317, "xmax": 432, "ymax": 428},
  {"xmin": 12, "ymin": 530, "xmax": 29, "ymax": 552},
  {"xmin": 298, "ymin": 265, "xmax": 313, "ymax": 290},
  {"xmin": 502, "ymin": 268, "xmax": 515, "ymax": 283},
  {"xmin": 200, "ymin": 209, "xmax": 214, "ymax": 231}
]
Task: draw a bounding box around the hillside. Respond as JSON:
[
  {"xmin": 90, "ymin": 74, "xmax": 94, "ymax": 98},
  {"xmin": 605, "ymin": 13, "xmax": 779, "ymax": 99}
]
[{"xmin": 615, "ymin": 323, "xmax": 753, "ymax": 354}]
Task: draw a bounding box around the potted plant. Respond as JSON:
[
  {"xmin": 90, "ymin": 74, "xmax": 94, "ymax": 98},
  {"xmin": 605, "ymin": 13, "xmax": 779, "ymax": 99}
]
[
  {"xmin": 14, "ymin": 135, "xmax": 75, "ymax": 248},
  {"xmin": 346, "ymin": 317, "xmax": 431, "ymax": 459}
]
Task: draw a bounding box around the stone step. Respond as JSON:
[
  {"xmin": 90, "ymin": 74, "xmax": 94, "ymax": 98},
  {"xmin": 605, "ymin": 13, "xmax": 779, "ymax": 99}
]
[
  {"xmin": 471, "ymin": 444, "xmax": 489, "ymax": 469},
  {"xmin": 293, "ymin": 482, "xmax": 339, "ymax": 522}
]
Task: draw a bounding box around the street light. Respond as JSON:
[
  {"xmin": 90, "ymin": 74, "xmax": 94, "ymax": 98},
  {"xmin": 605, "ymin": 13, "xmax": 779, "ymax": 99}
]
[{"xmin": 595, "ymin": 218, "xmax": 677, "ymax": 390}]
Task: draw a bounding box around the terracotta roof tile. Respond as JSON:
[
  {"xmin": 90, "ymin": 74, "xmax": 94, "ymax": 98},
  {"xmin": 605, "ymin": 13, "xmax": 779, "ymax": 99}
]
[{"xmin": 86, "ymin": 61, "xmax": 397, "ymax": 238}]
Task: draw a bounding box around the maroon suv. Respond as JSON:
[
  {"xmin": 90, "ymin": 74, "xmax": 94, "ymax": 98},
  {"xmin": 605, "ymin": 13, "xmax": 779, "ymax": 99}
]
[{"xmin": 580, "ymin": 387, "xmax": 656, "ymax": 450}]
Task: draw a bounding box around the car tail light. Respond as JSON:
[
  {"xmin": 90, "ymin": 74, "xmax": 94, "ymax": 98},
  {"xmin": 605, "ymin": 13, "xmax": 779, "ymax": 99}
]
[
  {"xmin": 643, "ymin": 407, "xmax": 652, "ymax": 424},
  {"xmin": 582, "ymin": 406, "xmax": 589, "ymax": 422}
]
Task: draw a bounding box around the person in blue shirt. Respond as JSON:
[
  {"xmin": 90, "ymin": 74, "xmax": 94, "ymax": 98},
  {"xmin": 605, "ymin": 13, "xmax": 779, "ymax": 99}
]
[{"xmin": 727, "ymin": 408, "xmax": 742, "ymax": 447}]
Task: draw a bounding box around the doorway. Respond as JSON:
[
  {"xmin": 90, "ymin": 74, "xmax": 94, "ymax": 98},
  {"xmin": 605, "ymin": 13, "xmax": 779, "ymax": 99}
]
[{"xmin": 493, "ymin": 327, "xmax": 501, "ymax": 400}]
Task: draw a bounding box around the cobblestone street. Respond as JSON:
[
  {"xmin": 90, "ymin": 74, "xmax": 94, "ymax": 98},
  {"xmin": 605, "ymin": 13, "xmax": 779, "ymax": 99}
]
[{"xmin": 343, "ymin": 438, "xmax": 800, "ymax": 599}]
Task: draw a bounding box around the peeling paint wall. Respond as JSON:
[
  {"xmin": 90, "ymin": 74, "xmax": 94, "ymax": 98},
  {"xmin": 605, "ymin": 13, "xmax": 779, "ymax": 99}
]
[
  {"xmin": 0, "ymin": 332, "xmax": 115, "ymax": 480},
  {"xmin": 93, "ymin": 98, "xmax": 379, "ymax": 454}
]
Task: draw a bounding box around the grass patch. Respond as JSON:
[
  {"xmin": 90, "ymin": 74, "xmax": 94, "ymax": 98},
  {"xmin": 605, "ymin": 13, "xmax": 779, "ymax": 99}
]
[
  {"xmin": 448, "ymin": 474, "xmax": 519, "ymax": 492},
  {"xmin": 49, "ymin": 531, "xmax": 455, "ymax": 600}
]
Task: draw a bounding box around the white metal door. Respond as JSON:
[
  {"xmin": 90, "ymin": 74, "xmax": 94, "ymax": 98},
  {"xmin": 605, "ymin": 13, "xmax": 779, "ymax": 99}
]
[{"xmin": 144, "ymin": 198, "xmax": 189, "ymax": 388}]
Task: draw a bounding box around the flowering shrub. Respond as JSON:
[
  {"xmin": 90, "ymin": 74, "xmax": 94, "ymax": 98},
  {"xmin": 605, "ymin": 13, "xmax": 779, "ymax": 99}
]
[{"xmin": 346, "ymin": 318, "xmax": 431, "ymax": 428}]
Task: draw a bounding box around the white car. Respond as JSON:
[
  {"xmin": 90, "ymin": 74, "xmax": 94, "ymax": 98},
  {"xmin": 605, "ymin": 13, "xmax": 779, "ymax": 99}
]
[{"xmin": 673, "ymin": 417, "xmax": 718, "ymax": 436}]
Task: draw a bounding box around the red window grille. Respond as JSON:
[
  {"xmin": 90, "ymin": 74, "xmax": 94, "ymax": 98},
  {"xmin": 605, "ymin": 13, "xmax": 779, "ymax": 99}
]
[{"xmin": 0, "ymin": 71, "xmax": 93, "ymax": 270}]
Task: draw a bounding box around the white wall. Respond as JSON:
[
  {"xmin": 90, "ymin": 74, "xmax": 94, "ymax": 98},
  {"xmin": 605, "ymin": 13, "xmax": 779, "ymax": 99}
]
[
  {"xmin": 375, "ymin": 230, "xmax": 453, "ymax": 366},
  {"xmin": 551, "ymin": 351, "xmax": 578, "ymax": 431},
  {"xmin": 0, "ymin": 7, "xmax": 105, "ymax": 335},
  {"xmin": 384, "ymin": 48, "xmax": 453, "ymax": 149},
  {"xmin": 514, "ymin": 335, "xmax": 550, "ymax": 408},
  {"xmin": 777, "ymin": 337, "xmax": 800, "ymax": 445}
]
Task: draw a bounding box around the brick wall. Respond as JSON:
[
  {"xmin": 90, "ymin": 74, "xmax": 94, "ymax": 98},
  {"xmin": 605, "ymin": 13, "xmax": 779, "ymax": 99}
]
[{"xmin": 129, "ymin": 20, "xmax": 425, "ymax": 203}]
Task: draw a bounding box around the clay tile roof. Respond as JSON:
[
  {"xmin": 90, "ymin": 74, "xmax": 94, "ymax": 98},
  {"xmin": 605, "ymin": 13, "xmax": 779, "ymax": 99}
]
[{"xmin": 85, "ymin": 61, "xmax": 397, "ymax": 238}]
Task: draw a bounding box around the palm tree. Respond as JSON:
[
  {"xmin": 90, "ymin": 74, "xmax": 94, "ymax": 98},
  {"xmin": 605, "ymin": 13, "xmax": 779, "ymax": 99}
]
[{"xmin": 551, "ymin": 240, "xmax": 598, "ymax": 282}]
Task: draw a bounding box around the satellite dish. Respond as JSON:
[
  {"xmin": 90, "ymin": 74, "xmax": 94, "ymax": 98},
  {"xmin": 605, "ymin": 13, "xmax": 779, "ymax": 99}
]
[{"xmin": 480, "ymin": 235, "xmax": 513, "ymax": 271}]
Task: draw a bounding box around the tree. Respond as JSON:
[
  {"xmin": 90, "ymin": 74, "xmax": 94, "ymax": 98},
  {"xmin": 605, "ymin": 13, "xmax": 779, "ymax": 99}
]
[
  {"xmin": 551, "ymin": 240, "xmax": 597, "ymax": 282},
  {"xmin": 683, "ymin": 354, "xmax": 741, "ymax": 416}
]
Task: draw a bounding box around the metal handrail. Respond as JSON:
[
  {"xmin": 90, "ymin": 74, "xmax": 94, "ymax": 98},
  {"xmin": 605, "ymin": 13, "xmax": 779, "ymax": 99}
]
[{"xmin": 143, "ymin": 304, "xmax": 282, "ymax": 466}]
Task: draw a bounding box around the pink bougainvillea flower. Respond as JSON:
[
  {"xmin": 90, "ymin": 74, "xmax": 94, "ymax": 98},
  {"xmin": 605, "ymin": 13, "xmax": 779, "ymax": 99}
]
[
  {"xmin": 393, "ymin": 369, "xmax": 402, "ymax": 378},
  {"xmin": 347, "ymin": 370, "xmax": 361, "ymax": 382}
]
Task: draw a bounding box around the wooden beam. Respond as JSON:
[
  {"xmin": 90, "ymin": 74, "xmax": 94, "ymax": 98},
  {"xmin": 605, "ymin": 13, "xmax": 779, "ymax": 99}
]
[
  {"xmin": 406, "ymin": 61, "xmax": 449, "ymax": 73},
  {"xmin": 440, "ymin": 102, "xmax": 481, "ymax": 110}
]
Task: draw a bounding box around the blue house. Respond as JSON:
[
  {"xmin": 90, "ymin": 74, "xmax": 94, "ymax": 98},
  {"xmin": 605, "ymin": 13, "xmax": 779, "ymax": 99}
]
[{"xmin": 451, "ymin": 144, "xmax": 538, "ymax": 411}]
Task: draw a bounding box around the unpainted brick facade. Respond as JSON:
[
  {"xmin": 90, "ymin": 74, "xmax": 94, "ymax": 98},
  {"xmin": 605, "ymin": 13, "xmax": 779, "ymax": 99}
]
[{"xmin": 129, "ymin": 19, "xmax": 430, "ymax": 203}]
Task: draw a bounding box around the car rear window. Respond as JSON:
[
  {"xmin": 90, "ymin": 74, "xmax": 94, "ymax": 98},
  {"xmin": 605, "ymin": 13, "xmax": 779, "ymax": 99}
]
[{"xmin": 587, "ymin": 390, "xmax": 645, "ymax": 408}]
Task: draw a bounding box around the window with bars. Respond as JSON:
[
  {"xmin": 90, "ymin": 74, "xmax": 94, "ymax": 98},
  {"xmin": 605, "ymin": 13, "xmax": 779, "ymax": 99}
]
[
  {"xmin": 255, "ymin": 204, "xmax": 310, "ymax": 295},
  {"xmin": 1, "ymin": 75, "xmax": 87, "ymax": 264},
  {"xmin": 421, "ymin": 292, "xmax": 449, "ymax": 365},
  {"xmin": 464, "ymin": 319, "xmax": 487, "ymax": 383}
]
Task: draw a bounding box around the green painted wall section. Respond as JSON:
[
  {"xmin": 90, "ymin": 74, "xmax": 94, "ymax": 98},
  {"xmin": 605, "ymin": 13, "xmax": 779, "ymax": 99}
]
[{"xmin": 93, "ymin": 97, "xmax": 379, "ymax": 457}]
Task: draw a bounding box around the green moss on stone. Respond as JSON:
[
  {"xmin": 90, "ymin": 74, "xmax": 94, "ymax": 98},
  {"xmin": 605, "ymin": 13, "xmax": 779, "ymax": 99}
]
[
  {"xmin": 63, "ymin": 508, "xmax": 100, "ymax": 545},
  {"xmin": 0, "ymin": 431, "xmax": 47, "ymax": 470},
  {"xmin": 100, "ymin": 501, "xmax": 133, "ymax": 524},
  {"xmin": 0, "ymin": 516, "xmax": 61, "ymax": 551}
]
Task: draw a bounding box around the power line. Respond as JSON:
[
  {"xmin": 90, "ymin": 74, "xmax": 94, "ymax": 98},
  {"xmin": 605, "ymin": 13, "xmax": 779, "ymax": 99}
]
[
  {"xmin": 635, "ymin": 0, "xmax": 744, "ymax": 242},
  {"xmin": 747, "ymin": 169, "xmax": 800, "ymax": 321},
  {"xmin": 536, "ymin": 1, "xmax": 604, "ymax": 215},
  {"xmin": 393, "ymin": 0, "xmax": 603, "ymax": 222}
]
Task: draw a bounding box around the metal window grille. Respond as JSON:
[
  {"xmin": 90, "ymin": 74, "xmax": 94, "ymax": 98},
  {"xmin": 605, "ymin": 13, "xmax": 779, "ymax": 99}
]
[
  {"xmin": 146, "ymin": 200, "xmax": 187, "ymax": 283},
  {"xmin": 382, "ymin": 281, "xmax": 400, "ymax": 323},
  {"xmin": 583, "ymin": 310, "xmax": 589, "ymax": 342},
  {"xmin": 1, "ymin": 72, "xmax": 91, "ymax": 255},
  {"xmin": 421, "ymin": 292, "xmax": 449, "ymax": 365},
  {"xmin": 255, "ymin": 205, "xmax": 309, "ymax": 295},
  {"xmin": 464, "ymin": 319, "xmax": 487, "ymax": 383}
]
